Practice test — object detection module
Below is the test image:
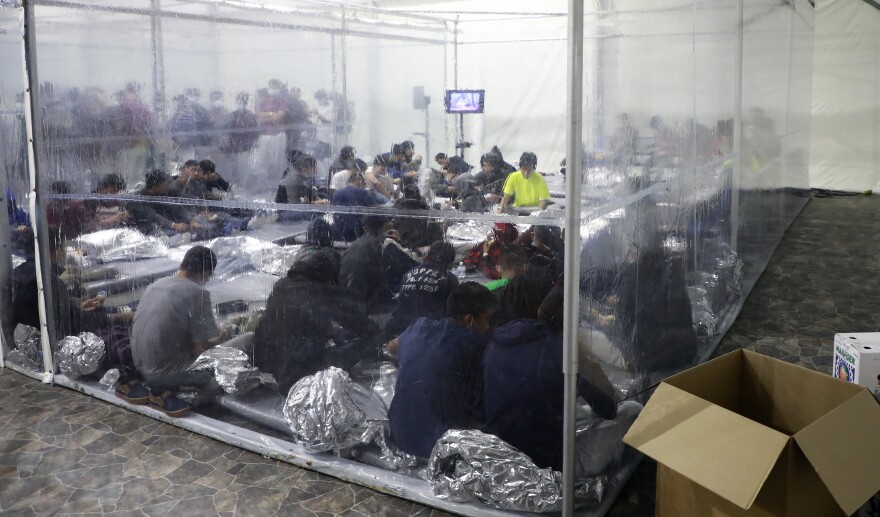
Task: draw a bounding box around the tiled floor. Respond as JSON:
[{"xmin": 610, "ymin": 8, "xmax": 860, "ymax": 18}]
[
  {"xmin": 1, "ymin": 194, "xmax": 871, "ymax": 516},
  {"xmin": 0, "ymin": 374, "xmax": 451, "ymax": 516}
]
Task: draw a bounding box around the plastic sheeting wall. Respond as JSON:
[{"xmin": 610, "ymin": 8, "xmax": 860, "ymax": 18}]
[
  {"xmin": 810, "ymin": 0, "xmax": 880, "ymax": 192},
  {"xmin": 0, "ymin": 1, "xmax": 813, "ymax": 515}
]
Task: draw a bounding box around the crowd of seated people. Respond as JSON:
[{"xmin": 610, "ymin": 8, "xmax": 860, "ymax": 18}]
[{"xmin": 7, "ymin": 177, "xmax": 660, "ymax": 482}]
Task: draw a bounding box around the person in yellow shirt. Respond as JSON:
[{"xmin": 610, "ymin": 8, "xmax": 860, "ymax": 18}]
[{"xmin": 500, "ymin": 152, "xmax": 551, "ymax": 212}]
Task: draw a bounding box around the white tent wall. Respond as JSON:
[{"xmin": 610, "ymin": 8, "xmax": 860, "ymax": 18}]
[
  {"xmin": 810, "ymin": 0, "xmax": 880, "ymax": 192},
  {"xmin": 0, "ymin": 1, "xmax": 815, "ymax": 515}
]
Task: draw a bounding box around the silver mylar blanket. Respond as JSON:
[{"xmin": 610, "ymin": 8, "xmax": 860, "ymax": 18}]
[
  {"xmin": 55, "ymin": 332, "xmax": 105, "ymax": 379},
  {"xmin": 188, "ymin": 345, "xmax": 277, "ymax": 395},
  {"xmin": 428, "ymin": 429, "xmax": 606, "ymax": 513}
]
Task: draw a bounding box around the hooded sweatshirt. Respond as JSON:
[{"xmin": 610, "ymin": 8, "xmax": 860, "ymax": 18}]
[
  {"xmin": 452, "ymin": 173, "xmax": 487, "ymax": 213},
  {"xmin": 482, "ymin": 318, "xmax": 617, "ymax": 471}
]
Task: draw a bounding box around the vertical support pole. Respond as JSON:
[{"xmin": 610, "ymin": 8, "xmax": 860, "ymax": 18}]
[
  {"xmin": 339, "ymin": 6, "xmax": 348, "ymax": 155},
  {"xmin": 782, "ymin": 0, "xmax": 796, "ymax": 195},
  {"xmin": 20, "ymin": 0, "xmax": 57, "ymax": 381},
  {"xmin": 424, "ymin": 104, "xmax": 431, "ymax": 167},
  {"xmin": 150, "ymin": 0, "xmax": 168, "ymax": 165},
  {"xmin": 443, "ymin": 21, "xmax": 449, "ymax": 161},
  {"xmin": 731, "ymin": 0, "xmax": 743, "ymax": 252},
  {"xmin": 562, "ymin": 0, "xmax": 585, "ymax": 515},
  {"xmin": 454, "ymin": 17, "xmax": 465, "ymax": 159}
]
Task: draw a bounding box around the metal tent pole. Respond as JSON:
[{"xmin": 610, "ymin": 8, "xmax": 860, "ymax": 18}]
[
  {"xmin": 562, "ymin": 0, "xmax": 585, "ymax": 515},
  {"xmin": 731, "ymin": 0, "xmax": 743, "ymax": 252},
  {"xmin": 20, "ymin": 0, "xmax": 57, "ymax": 381}
]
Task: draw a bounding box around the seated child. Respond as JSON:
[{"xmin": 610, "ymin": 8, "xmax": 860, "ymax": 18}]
[
  {"xmin": 388, "ymin": 282, "xmax": 496, "ymax": 458},
  {"xmin": 385, "ymin": 241, "xmax": 458, "ymax": 338},
  {"xmin": 482, "ymin": 287, "xmax": 618, "ymax": 472}
]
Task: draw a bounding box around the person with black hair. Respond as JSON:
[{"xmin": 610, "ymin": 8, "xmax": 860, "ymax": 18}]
[
  {"xmin": 197, "ymin": 159, "xmax": 231, "ymax": 194},
  {"xmin": 168, "ymin": 159, "xmax": 210, "ymax": 199},
  {"xmin": 380, "ymin": 223, "xmax": 419, "ymax": 297},
  {"xmin": 527, "ymin": 225, "xmax": 565, "ymax": 288},
  {"xmin": 381, "ymin": 143, "xmax": 409, "ymax": 180},
  {"xmin": 365, "ymin": 154, "xmax": 394, "ymax": 199},
  {"xmin": 586, "ymin": 235, "xmax": 697, "ymax": 372},
  {"xmin": 399, "ymin": 140, "xmax": 422, "ymax": 173},
  {"xmin": 329, "ymin": 146, "xmax": 367, "ymax": 177},
  {"xmin": 130, "ymin": 246, "xmax": 232, "ymax": 417},
  {"xmin": 128, "ymin": 170, "xmax": 202, "ymax": 235},
  {"xmin": 485, "ymin": 244, "xmax": 529, "ymax": 292},
  {"xmin": 432, "ymin": 155, "xmax": 471, "ymax": 199},
  {"xmin": 391, "ymin": 197, "xmax": 444, "ymax": 250},
  {"xmin": 296, "ymin": 218, "xmax": 340, "ymax": 273},
  {"xmin": 331, "ymin": 173, "xmax": 379, "ymax": 242},
  {"xmin": 89, "ymin": 173, "xmax": 130, "ymax": 230},
  {"xmin": 435, "ymin": 152, "xmax": 450, "ymax": 170},
  {"xmin": 449, "ymin": 171, "xmax": 487, "ymax": 213},
  {"xmin": 222, "ymin": 92, "xmax": 260, "ymax": 156},
  {"xmin": 168, "ymin": 93, "xmax": 211, "ymax": 159},
  {"xmin": 482, "ymin": 287, "xmax": 618, "ymax": 472},
  {"xmin": 339, "ymin": 215, "xmax": 393, "ymax": 313},
  {"xmin": 46, "ymin": 180, "xmax": 89, "ymax": 239},
  {"xmin": 500, "ymin": 151, "xmax": 551, "ymax": 212},
  {"xmin": 385, "ymin": 241, "xmax": 459, "ymax": 338},
  {"xmin": 388, "ymin": 282, "xmax": 496, "ymax": 458},
  {"xmin": 3, "ymin": 228, "xmax": 126, "ymax": 344},
  {"xmin": 254, "ymin": 246, "xmax": 380, "ymax": 392},
  {"xmin": 475, "ymin": 147, "xmax": 514, "ymax": 203},
  {"xmin": 276, "ymin": 152, "xmax": 328, "ymax": 205},
  {"xmin": 494, "ymin": 275, "xmax": 552, "ymax": 327},
  {"xmin": 329, "ymin": 155, "xmax": 368, "ymax": 194}
]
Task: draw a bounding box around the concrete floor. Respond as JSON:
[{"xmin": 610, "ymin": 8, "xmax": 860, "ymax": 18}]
[{"xmin": 1, "ymin": 194, "xmax": 871, "ymax": 516}]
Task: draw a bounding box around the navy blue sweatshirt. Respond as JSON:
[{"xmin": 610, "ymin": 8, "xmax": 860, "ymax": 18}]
[
  {"xmin": 482, "ymin": 318, "xmax": 617, "ymax": 471},
  {"xmin": 388, "ymin": 318, "xmax": 487, "ymax": 457}
]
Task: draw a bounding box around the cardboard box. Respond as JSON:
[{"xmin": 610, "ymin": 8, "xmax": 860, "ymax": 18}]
[
  {"xmin": 623, "ymin": 349, "xmax": 880, "ymax": 516},
  {"xmin": 834, "ymin": 333, "xmax": 880, "ymax": 401}
]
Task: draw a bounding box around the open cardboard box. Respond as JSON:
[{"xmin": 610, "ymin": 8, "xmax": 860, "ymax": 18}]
[{"xmin": 623, "ymin": 349, "xmax": 880, "ymax": 516}]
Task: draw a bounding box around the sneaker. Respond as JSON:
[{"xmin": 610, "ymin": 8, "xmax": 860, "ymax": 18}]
[
  {"xmin": 246, "ymin": 211, "xmax": 279, "ymax": 231},
  {"xmin": 115, "ymin": 381, "xmax": 150, "ymax": 405},
  {"xmin": 148, "ymin": 391, "xmax": 191, "ymax": 418}
]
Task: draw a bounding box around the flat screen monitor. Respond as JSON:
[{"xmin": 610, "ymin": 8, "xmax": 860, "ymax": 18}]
[{"xmin": 445, "ymin": 89, "xmax": 485, "ymax": 114}]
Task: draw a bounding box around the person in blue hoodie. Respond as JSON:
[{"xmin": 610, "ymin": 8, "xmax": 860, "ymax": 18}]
[
  {"xmin": 388, "ymin": 282, "xmax": 496, "ymax": 458},
  {"xmin": 482, "ymin": 286, "xmax": 617, "ymax": 472},
  {"xmin": 331, "ymin": 173, "xmax": 379, "ymax": 242}
]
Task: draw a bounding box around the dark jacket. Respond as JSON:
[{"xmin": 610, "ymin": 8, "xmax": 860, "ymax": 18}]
[
  {"xmin": 222, "ymin": 107, "xmax": 259, "ymax": 154},
  {"xmin": 4, "ymin": 260, "xmax": 106, "ymax": 341},
  {"xmin": 587, "ymin": 251, "xmax": 696, "ymax": 371},
  {"xmin": 385, "ymin": 263, "xmax": 458, "ymax": 337},
  {"xmin": 381, "ymin": 239, "xmax": 419, "ymax": 297},
  {"xmin": 332, "ymin": 187, "xmax": 378, "ymax": 242},
  {"xmin": 339, "ymin": 233, "xmax": 392, "ymax": 313},
  {"xmin": 388, "ymin": 318, "xmax": 487, "ymax": 457},
  {"xmin": 482, "ymin": 318, "xmax": 617, "ymax": 471},
  {"xmin": 253, "ymin": 272, "xmax": 379, "ymax": 392},
  {"xmin": 392, "ymin": 198, "xmax": 444, "ymax": 249},
  {"xmin": 453, "ymin": 174, "xmax": 487, "ymax": 213},
  {"xmin": 127, "ymin": 189, "xmax": 194, "ymax": 235}
]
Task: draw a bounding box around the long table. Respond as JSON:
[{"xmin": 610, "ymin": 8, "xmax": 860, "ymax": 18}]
[{"xmin": 77, "ymin": 220, "xmax": 310, "ymax": 301}]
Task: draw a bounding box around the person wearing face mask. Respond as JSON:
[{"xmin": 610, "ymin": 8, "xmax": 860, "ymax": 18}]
[
  {"xmin": 208, "ymin": 90, "xmax": 227, "ymax": 115},
  {"xmin": 207, "ymin": 91, "xmax": 229, "ymax": 140},
  {"xmin": 129, "ymin": 246, "xmax": 235, "ymax": 417},
  {"xmin": 387, "ymin": 282, "xmax": 497, "ymax": 458},
  {"xmin": 500, "ymin": 151, "xmax": 551, "ymax": 212},
  {"xmin": 253, "ymin": 79, "xmax": 292, "ymax": 195},
  {"xmin": 313, "ymin": 89, "xmax": 336, "ymax": 161}
]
